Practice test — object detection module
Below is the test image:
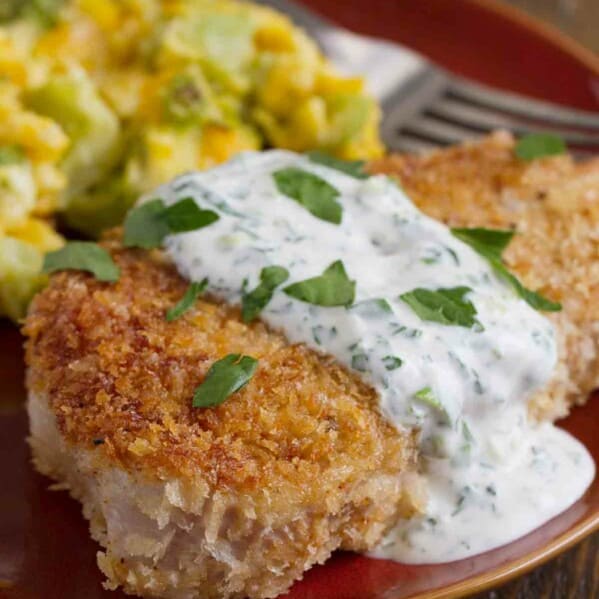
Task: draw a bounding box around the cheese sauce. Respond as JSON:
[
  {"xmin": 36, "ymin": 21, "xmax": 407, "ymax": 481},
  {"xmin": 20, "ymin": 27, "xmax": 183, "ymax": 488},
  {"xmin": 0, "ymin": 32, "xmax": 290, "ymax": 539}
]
[{"xmin": 154, "ymin": 151, "xmax": 594, "ymax": 563}]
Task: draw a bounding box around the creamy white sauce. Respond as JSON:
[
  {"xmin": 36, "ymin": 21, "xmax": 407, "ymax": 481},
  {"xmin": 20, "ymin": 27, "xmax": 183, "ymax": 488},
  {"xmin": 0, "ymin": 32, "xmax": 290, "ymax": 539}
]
[{"xmin": 150, "ymin": 150, "xmax": 595, "ymax": 563}]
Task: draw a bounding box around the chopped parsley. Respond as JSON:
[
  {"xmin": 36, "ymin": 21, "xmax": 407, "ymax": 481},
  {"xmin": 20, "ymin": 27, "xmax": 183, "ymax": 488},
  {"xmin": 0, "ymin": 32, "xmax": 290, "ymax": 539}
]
[
  {"xmin": 515, "ymin": 133, "xmax": 565, "ymax": 161},
  {"xmin": 166, "ymin": 279, "xmax": 208, "ymax": 321},
  {"xmin": 284, "ymin": 260, "xmax": 355, "ymax": 307},
  {"xmin": 382, "ymin": 355, "xmax": 403, "ymax": 371},
  {"xmin": 241, "ymin": 265, "xmax": 289, "ymax": 322},
  {"xmin": 351, "ymin": 353, "xmax": 369, "ymax": 372},
  {"xmin": 451, "ymin": 227, "xmax": 561, "ymax": 312},
  {"xmin": 43, "ymin": 242, "xmax": 120, "ymax": 282},
  {"xmin": 192, "ymin": 354, "xmax": 258, "ymax": 408},
  {"xmin": 124, "ymin": 197, "xmax": 219, "ymax": 249},
  {"xmin": 307, "ymin": 150, "xmax": 368, "ymax": 179},
  {"xmin": 273, "ymin": 167, "xmax": 342, "ymax": 224},
  {"xmin": 413, "ymin": 387, "xmax": 450, "ymax": 421},
  {"xmin": 414, "ymin": 387, "xmax": 442, "ymax": 409},
  {"xmin": 350, "ymin": 298, "xmax": 393, "ymax": 316},
  {"xmin": 451, "ymin": 227, "xmax": 514, "ymax": 259},
  {"xmin": 400, "ymin": 286, "xmax": 481, "ymax": 329}
]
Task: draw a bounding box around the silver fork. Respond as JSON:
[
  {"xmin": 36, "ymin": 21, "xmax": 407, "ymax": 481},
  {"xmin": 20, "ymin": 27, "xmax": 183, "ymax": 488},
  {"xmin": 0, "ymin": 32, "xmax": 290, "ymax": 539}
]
[{"xmin": 256, "ymin": 0, "xmax": 599, "ymax": 155}]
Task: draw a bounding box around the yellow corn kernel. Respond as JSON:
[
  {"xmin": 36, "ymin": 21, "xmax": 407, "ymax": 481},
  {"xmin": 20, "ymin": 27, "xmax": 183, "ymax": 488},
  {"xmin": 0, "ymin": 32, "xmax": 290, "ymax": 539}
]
[
  {"xmin": 31, "ymin": 163, "xmax": 68, "ymax": 215},
  {"xmin": 316, "ymin": 67, "xmax": 365, "ymax": 95},
  {"xmin": 199, "ymin": 124, "xmax": 260, "ymax": 168},
  {"xmin": 100, "ymin": 69, "xmax": 147, "ymax": 119},
  {"xmin": 0, "ymin": 109, "xmax": 69, "ymax": 164},
  {"xmin": 254, "ymin": 21, "xmax": 296, "ymax": 53},
  {"xmin": 0, "ymin": 37, "xmax": 29, "ymax": 87},
  {"xmin": 77, "ymin": 0, "xmax": 121, "ymax": 30},
  {"xmin": 7, "ymin": 218, "xmax": 65, "ymax": 253},
  {"xmin": 257, "ymin": 57, "xmax": 317, "ymax": 116},
  {"xmin": 335, "ymin": 106, "xmax": 384, "ymax": 160},
  {"xmin": 143, "ymin": 126, "xmax": 197, "ymax": 188}
]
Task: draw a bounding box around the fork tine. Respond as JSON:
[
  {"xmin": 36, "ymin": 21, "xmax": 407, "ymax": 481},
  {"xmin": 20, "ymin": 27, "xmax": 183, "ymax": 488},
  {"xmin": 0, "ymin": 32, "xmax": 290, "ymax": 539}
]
[
  {"xmin": 446, "ymin": 77, "xmax": 599, "ymax": 130},
  {"xmin": 393, "ymin": 133, "xmax": 439, "ymax": 154},
  {"xmin": 429, "ymin": 98, "xmax": 599, "ymax": 147},
  {"xmin": 402, "ymin": 116, "xmax": 482, "ymax": 146}
]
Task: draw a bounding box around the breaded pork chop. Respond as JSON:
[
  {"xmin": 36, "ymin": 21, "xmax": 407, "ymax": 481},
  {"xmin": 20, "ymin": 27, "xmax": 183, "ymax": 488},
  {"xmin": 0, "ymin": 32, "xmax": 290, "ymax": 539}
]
[
  {"xmin": 24, "ymin": 239, "xmax": 418, "ymax": 599},
  {"xmin": 370, "ymin": 132, "xmax": 599, "ymax": 421}
]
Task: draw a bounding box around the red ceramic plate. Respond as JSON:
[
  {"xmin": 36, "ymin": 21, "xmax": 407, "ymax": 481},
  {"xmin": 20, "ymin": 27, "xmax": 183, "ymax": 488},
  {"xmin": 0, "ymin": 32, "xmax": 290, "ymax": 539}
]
[{"xmin": 1, "ymin": 1, "xmax": 598, "ymax": 598}]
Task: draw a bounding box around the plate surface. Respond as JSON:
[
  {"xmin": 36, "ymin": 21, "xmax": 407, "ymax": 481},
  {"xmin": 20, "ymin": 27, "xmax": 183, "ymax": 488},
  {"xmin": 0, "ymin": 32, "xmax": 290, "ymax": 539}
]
[{"xmin": 1, "ymin": 1, "xmax": 598, "ymax": 598}]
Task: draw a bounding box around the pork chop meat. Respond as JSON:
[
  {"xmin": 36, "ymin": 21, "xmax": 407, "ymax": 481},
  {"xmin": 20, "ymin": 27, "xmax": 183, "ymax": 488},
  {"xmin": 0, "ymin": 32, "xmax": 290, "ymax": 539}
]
[{"xmin": 24, "ymin": 241, "xmax": 418, "ymax": 599}]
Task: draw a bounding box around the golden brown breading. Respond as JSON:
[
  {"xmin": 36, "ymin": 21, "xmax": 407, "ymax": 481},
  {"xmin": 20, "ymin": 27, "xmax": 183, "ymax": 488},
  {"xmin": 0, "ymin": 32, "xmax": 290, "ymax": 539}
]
[
  {"xmin": 24, "ymin": 240, "xmax": 418, "ymax": 599},
  {"xmin": 370, "ymin": 131, "xmax": 599, "ymax": 420}
]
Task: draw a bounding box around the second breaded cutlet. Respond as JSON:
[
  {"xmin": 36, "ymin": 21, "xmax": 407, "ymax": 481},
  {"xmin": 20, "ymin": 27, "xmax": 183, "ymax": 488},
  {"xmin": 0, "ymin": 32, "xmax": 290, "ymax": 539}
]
[
  {"xmin": 24, "ymin": 240, "xmax": 419, "ymax": 599},
  {"xmin": 370, "ymin": 131, "xmax": 599, "ymax": 421}
]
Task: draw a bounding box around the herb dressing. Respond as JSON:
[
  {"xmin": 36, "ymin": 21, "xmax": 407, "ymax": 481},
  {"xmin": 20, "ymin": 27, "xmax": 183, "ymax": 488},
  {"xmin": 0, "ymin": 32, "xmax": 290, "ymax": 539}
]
[{"xmin": 151, "ymin": 150, "xmax": 594, "ymax": 564}]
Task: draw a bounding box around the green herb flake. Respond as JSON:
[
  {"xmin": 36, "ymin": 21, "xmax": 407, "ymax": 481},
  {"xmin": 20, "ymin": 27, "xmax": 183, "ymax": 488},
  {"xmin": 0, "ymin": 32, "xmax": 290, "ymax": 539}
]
[
  {"xmin": 504, "ymin": 272, "xmax": 562, "ymax": 312},
  {"xmin": 462, "ymin": 421, "xmax": 475, "ymax": 444},
  {"xmin": 0, "ymin": 145, "xmax": 25, "ymax": 165},
  {"xmin": 351, "ymin": 353, "xmax": 369, "ymax": 372},
  {"xmin": 164, "ymin": 197, "xmax": 219, "ymax": 233},
  {"xmin": 515, "ymin": 133, "xmax": 565, "ymax": 161},
  {"xmin": 192, "ymin": 354, "xmax": 258, "ymax": 408},
  {"xmin": 124, "ymin": 199, "xmax": 171, "ymax": 249},
  {"xmin": 451, "ymin": 227, "xmax": 514, "ymax": 260},
  {"xmin": 284, "ymin": 260, "xmax": 356, "ymax": 307},
  {"xmin": 350, "ymin": 298, "xmax": 393, "ymax": 316},
  {"xmin": 400, "ymin": 286, "xmax": 480, "ymax": 329},
  {"xmin": 451, "ymin": 226, "xmax": 561, "ymax": 312},
  {"xmin": 414, "ymin": 386, "xmax": 439, "ymax": 406},
  {"xmin": 414, "ymin": 388, "xmax": 450, "ymax": 423},
  {"xmin": 166, "ymin": 278, "xmax": 208, "ymax": 321},
  {"xmin": 307, "ymin": 150, "xmax": 368, "ymax": 179},
  {"xmin": 273, "ymin": 167, "xmax": 342, "ymax": 224},
  {"xmin": 382, "ymin": 355, "xmax": 403, "ymax": 371},
  {"xmin": 241, "ymin": 265, "xmax": 289, "ymax": 322},
  {"xmin": 43, "ymin": 242, "xmax": 120, "ymax": 282},
  {"xmin": 124, "ymin": 197, "xmax": 219, "ymax": 249}
]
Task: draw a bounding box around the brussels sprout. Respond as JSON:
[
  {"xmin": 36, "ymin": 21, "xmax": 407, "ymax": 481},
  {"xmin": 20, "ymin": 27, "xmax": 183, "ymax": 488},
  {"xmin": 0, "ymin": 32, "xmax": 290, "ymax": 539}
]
[
  {"xmin": 25, "ymin": 72, "xmax": 122, "ymax": 205},
  {"xmin": 0, "ymin": 145, "xmax": 25, "ymax": 165},
  {"xmin": 161, "ymin": 12, "xmax": 255, "ymax": 92},
  {"xmin": 0, "ymin": 237, "xmax": 46, "ymax": 322},
  {"xmin": 162, "ymin": 68, "xmax": 222, "ymax": 127},
  {"xmin": 0, "ymin": 158, "xmax": 37, "ymax": 230},
  {"xmin": 0, "ymin": 0, "xmax": 64, "ymax": 27},
  {"xmin": 63, "ymin": 173, "xmax": 138, "ymax": 239},
  {"xmin": 325, "ymin": 94, "xmax": 370, "ymax": 147}
]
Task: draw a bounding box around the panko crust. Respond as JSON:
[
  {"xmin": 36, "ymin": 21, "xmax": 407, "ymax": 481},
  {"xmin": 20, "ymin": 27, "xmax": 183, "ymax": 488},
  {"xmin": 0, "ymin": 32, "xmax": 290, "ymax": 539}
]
[
  {"xmin": 24, "ymin": 238, "xmax": 415, "ymax": 505},
  {"xmin": 25, "ymin": 240, "xmax": 420, "ymax": 597},
  {"xmin": 370, "ymin": 132, "xmax": 599, "ymax": 420}
]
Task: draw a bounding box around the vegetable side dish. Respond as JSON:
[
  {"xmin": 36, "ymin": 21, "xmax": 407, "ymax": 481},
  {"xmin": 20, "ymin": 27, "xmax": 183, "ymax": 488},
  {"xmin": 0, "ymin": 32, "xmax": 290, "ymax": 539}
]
[{"xmin": 0, "ymin": 0, "xmax": 382, "ymax": 320}]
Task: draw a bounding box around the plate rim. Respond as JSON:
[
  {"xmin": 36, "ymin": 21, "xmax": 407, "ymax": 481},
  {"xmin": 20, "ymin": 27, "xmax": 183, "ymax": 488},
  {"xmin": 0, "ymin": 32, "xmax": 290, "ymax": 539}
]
[
  {"xmin": 405, "ymin": 497, "xmax": 599, "ymax": 598},
  {"xmin": 442, "ymin": 0, "xmax": 599, "ymax": 77}
]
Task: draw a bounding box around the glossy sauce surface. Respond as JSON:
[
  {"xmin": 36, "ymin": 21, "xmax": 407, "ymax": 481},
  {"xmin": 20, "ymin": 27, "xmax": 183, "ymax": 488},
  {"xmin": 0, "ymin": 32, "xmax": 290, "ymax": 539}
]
[{"xmin": 155, "ymin": 151, "xmax": 594, "ymax": 563}]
